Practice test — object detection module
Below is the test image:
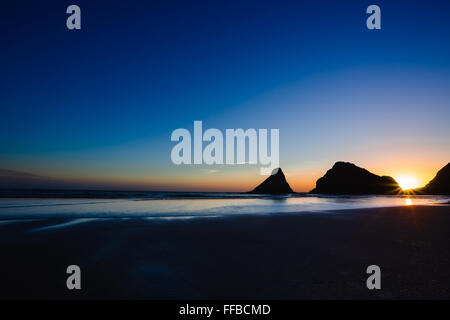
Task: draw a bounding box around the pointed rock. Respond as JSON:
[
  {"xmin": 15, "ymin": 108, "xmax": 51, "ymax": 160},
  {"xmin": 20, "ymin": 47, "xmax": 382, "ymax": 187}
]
[
  {"xmin": 248, "ymin": 168, "xmax": 294, "ymax": 194},
  {"xmin": 310, "ymin": 161, "xmax": 400, "ymax": 195}
]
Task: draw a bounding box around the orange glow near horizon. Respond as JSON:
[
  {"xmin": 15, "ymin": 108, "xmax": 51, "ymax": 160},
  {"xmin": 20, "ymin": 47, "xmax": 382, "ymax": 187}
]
[{"xmin": 4, "ymin": 161, "xmax": 444, "ymax": 193}]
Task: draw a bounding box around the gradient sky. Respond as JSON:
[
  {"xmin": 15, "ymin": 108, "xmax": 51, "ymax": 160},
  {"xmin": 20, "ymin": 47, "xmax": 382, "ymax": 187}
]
[{"xmin": 1, "ymin": 0, "xmax": 450, "ymax": 192}]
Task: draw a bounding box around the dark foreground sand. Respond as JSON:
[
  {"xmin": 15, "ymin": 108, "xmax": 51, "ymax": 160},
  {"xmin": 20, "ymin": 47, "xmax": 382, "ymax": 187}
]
[{"xmin": 1, "ymin": 205, "xmax": 449, "ymax": 299}]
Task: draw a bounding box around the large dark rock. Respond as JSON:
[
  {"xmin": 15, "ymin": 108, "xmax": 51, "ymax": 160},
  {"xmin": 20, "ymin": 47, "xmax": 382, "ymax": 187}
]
[
  {"xmin": 248, "ymin": 168, "xmax": 294, "ymax": 194},
  {"xmin": 310, "ymin": 161, "xmax": 400, "ymax": 195},
  {"xmin": 420, "ymin": 163, "xmax": 450, "ymax": 195}
]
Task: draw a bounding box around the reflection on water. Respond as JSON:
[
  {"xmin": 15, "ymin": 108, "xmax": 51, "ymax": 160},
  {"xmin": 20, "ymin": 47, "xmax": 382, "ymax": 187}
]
[
  {"xmin": 30, "ymin": 218, "xmax": 97, "ymax": 232},
  {"xmin": 0, "ymin": 194, "xmax": 448, "ymax": 220}
]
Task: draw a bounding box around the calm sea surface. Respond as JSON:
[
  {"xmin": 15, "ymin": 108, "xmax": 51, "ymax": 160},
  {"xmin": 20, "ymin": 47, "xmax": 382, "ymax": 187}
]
[{"xmin": 0, "ymin": 191, "xmax": 448, "ymax": 220}]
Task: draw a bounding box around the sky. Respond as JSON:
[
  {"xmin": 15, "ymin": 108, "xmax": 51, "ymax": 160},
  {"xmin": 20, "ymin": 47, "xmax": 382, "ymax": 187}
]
[{"xmin": 1, "ymin": 0, "xmax": 450, "ymax": 192}]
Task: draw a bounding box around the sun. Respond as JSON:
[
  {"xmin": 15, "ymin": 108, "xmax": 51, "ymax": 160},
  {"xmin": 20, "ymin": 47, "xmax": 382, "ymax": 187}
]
[{"xmin": 394, "ymin": 175, "xmax": 420, "ymax": 191}]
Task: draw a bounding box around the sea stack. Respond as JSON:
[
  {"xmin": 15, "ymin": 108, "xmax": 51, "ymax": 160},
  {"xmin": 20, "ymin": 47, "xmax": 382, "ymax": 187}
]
[
  {"xmin": 248, "ymin": 168, "xmax": 294, "ymax": 194},
  {"xmin": 420, "ymin": 163, "xmax": 450, "ymax": 195},
  {"xmin": 310, "ymin": 161, "xmax": 400, "ymax": 195}
]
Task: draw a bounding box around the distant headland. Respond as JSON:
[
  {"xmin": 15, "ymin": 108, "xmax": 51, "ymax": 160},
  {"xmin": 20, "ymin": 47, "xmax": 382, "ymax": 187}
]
[
  {"xmin": 248, "ymin": 161, "xmax": 450, "ymax": 195},
  {"xmin": 310, "ymin": 161, "xmax": 399, "ymax": 195},
  {"xmin": 416, "ymin": 162, "xmax": 450, "ymax": 195}
]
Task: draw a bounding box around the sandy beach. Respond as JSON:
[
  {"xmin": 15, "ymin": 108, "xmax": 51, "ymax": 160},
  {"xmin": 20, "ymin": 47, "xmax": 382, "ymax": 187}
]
[{"xmin": 1, "ymin": 204, "xmax": 449, "ymax": 299}]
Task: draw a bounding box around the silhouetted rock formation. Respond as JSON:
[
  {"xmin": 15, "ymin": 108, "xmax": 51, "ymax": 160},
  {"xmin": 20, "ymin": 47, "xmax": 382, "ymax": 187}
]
[
  {"xmin": 310, "ymin": 161, "xmax": 400, "ymax": 195},
  {"xmin": 420, "ymin": 163, "xmax": 450, "ymax": 195},
  {"xmin": 248, "ymin": 168, "xmax": 294, "ymax": 194}
]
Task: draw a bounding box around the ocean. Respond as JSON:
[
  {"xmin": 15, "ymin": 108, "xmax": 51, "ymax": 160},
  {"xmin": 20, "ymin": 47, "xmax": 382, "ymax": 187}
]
[{"xmin": 0, "ymin": 190, "xmax": 448, "ymax": 221}]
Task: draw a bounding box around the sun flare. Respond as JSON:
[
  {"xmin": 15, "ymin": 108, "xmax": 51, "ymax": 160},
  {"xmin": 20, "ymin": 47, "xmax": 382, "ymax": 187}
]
[{"xmin": 395, "ymin": 175, "xmax": 420, "ymax": 191}]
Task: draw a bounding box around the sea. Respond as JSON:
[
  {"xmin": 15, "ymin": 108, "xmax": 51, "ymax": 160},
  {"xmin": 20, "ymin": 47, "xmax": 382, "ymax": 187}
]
[{"xmin": 0, "ymin": 190, "xmax": 449, "ymax": 221}]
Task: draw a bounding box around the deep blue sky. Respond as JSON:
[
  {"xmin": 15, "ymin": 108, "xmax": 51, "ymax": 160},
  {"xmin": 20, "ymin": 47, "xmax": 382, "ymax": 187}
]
[{"xmin": 1, "ymin": 0, "xmax": 450, "ymax": 191}]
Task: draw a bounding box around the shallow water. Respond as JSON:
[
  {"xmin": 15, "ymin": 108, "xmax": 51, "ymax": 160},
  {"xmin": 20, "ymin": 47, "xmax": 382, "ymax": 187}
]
[{"xmin": 0, "ymin": 194, "xmax": 448, "ymax": 220}]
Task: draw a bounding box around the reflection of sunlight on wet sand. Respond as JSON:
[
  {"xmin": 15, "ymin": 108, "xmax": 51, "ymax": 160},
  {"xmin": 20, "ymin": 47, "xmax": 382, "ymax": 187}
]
[
  {"xmin": 31, "ymin": 218, "xmax": 97, "ymax": 232},
  {"xmin": 405, "ymin": 198, "xmax": 412, "ymax": 206}
]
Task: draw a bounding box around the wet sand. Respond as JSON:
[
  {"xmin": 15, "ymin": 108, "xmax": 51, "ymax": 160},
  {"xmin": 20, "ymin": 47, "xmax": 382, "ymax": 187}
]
[{"xmin": 1, "ymin": 205, "xmax": 449, "ymax": 299}]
